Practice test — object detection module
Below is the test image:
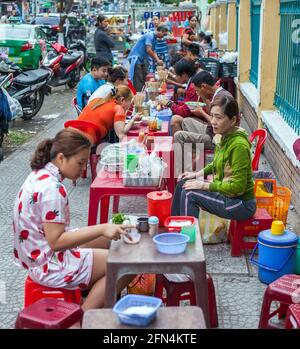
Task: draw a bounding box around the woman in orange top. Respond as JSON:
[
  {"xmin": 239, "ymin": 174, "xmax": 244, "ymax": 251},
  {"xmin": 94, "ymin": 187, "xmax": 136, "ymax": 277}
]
[{"xmin": 78, "ymin": 85, "xmax": 140, "ymax": 142}]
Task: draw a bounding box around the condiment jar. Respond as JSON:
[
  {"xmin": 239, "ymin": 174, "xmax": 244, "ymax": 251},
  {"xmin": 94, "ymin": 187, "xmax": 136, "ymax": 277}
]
[{"xmin": 148, "ymin": 216, "xmax": 159, "ymax": 237}]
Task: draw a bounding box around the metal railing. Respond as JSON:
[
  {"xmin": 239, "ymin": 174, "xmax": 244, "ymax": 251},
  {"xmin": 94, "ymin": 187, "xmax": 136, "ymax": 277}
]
[
  {"xmin": 249, "ymin": 0, "xmax": 262, "ymax": 87},
  {"xmin": 274, "ymin": 0, "xmax": 300, "ymax": 136}
]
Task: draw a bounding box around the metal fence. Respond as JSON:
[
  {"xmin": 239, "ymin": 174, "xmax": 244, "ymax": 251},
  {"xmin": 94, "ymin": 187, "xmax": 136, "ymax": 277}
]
[
  {"xmin": 275, "ymin": 0, "xmax": 300, "ymax": 136},
  {"xmin": 250, "ymin": 0, "xmax": 262, "ymax": 87}
]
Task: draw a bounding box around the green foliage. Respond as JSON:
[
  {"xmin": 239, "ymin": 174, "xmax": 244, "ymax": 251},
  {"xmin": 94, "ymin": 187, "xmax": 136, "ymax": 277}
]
[{"xmin": 111, "ymin": 213, "xmax": 127, "ymax": 224}]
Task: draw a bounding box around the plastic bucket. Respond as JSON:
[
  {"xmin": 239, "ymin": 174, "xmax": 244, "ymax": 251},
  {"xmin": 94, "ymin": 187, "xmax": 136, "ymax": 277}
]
[
  {"xmin": 250, "ymin": 235, "xmax": 298, "ymax": 284},
  {"xmin": 147, "ymin": 191, "xmax": 172, "ymax": 226},
  {"xmin": 295, "ymin": 238, "xmax": 300, "ymax": 275}
]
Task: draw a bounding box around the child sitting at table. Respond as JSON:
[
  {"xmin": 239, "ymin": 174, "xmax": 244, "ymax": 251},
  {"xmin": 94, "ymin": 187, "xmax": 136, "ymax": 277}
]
[{"xmin": 13, "ymin": 128, "xmax": 135, "ymax": 311}]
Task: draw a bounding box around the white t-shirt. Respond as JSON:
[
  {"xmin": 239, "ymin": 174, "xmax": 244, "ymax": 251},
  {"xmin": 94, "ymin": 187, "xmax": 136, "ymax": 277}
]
[{"xmin": 88, "ymin": 83, "xmax": 115, "ymax": 103}]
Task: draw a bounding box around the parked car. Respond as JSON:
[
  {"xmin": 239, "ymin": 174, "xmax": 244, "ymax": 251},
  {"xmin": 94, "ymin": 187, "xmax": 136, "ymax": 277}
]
[
  {"xmin": 33, "ymin": 13, "xmax": 86, "ymax": 48},
  {"xmin": 0, "ymin": 24, "xmax": 48, "ymax": 70}
]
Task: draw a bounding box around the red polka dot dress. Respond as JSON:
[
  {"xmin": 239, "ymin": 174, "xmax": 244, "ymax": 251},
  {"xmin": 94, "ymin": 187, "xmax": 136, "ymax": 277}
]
[{"xmin": 13, "ymin": 162, "xmax": 93, "ymax": 290}]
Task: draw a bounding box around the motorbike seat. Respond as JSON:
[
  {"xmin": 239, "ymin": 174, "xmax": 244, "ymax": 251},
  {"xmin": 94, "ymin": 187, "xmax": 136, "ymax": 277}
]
[
  {"xmin": 61, "ymin": 53, "xmax": 81, "ymax": 66},
  {"xmin": 14, "ymin": 69, "xmax": 50, "ymax": 85}
]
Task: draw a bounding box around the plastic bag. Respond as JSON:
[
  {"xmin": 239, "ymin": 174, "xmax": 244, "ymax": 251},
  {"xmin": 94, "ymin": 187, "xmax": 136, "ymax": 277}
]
[
  {"xmin": 1, "ymin": 87, "xmax": 23, "ymax": 120},
  {"xmin": 199, "ymin": 210, "xmax": 230, "ymax": 244},
  {"xmin": 127, "ymin": 274, "xmax": 156, "ymax": 296}
]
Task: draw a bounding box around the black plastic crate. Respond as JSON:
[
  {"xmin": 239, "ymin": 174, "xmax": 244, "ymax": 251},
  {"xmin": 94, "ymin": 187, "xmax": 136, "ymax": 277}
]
[
  {"xmin": 220, "ymin": 62, "xmax": 238, "ymax": 78},
  {"xmin": 198, "ymin": 58, "xmax": 220, "ymax": 79}
]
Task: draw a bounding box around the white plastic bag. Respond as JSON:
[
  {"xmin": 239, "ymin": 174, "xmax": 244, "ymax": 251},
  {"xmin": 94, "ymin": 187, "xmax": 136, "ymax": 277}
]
[
  {"xmin": 1, "ymin": 87, "xmax": 23, "ymax": 119},
  {"xmin": 199, "ymin": 210, "xmax": 230, "ymax": 244}
]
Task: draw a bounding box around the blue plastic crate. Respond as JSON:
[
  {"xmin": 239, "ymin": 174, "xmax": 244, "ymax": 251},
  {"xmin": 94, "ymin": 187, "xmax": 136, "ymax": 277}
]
[{"xmin": 113, "ymin": 294, "xmax": 162, "ymax": 327}]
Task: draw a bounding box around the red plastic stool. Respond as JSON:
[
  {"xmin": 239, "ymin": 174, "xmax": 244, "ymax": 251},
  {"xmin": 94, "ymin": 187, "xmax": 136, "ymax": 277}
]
[
  {"xmin": 259, "ymin": 274, "xmax": 300, "ymax": 329},
  {"xmin": 15, "ymin": 298, "xmax": 83, "ymax": 329},
  {"xmin": 24, "ymin": 276, "xmax": 82, "ymax": 307},
  {"xmin": 285, "ymin": 304, "xmax": 300, "ymax": 329},
  {"xmin": 228, "ymin": 208, "xmax": 273, "ymax": 257},
  {"xmin": 154, "ymin": 273, "xmax": 218, "ymax": 328}
]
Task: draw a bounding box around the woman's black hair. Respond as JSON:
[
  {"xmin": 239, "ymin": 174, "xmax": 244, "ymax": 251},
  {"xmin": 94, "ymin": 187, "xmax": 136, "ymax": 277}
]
[
  {"xmin": 211, "ymin": 95, "xmax": 240, "ymax": 122},
  {"xmin": 30, "ymin": 129, "xmax": 91, "ymax": 171},
  {"xmin": 188, "ymin": 15, "xmax": 198, "ymax": 22},
  {"xmin": 204, "ymin": 35, "xmax": 212, "ymax": 44},
  {"xmin": 174, "ymin": 59, "xmax": 196, "ymax": 77},
  {"xmin": 107, "ymin": 66, "xmax": 127, "ymax": 83},
  {"xmin": 192, "ymin": 70, "xmax": 216, "ymax": 86},
  {"xmin": 188, "ymin": 44, "xmax": 200, "ymax": 57},
  {"xmin": 199, "ymin": 31, "xmax": 206, "ymax": 39}
]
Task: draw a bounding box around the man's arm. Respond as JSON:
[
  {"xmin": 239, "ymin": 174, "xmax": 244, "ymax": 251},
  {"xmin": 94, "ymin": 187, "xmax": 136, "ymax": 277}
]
[{"xmin": 146, "ymin": 45, "xmax": 163, "ymax": 65}]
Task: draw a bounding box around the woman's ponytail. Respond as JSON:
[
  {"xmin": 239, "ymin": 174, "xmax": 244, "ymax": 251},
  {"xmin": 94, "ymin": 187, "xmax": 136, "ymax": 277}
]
[{"xmin": 30, "ymin": 138, "xmax": 53, "ymax": 171}]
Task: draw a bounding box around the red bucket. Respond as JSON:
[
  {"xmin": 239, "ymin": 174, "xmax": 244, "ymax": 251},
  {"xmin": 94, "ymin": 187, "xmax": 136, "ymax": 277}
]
[{"xmin": 147, "ymin": 191, "xmax": 173, "ymax": 227}]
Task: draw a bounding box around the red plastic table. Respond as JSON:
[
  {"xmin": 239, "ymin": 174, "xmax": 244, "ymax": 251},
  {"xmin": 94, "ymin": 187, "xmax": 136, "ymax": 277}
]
[
  {"xmin": 88, "ymin": 169, "xmax": 164, "ymax": 225},
  {"xmin": 127, "ymin": 120, "xmax": 170, "ymax": 137},
  {"xmin": 103, "ymin": 222, "xmax": 210, "ymax": 328}
]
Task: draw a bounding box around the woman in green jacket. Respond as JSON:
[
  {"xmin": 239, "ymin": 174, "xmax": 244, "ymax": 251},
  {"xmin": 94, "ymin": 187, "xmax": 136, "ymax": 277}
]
[{"xmin": 172, "ymin": 95, "xmax": 256, "ymax": 220}]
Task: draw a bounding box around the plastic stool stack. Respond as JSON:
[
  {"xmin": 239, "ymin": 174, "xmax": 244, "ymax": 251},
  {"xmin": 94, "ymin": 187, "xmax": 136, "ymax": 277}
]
[
  {"xmin": 285, "ymin": 304, "xmax": 300, "ymax": 329},
  {"xmin": 259, "ymin": 274, "xmax": 300, "ymax": 329},
  {"xmin": 15, "ymin": 298, "xmax": 83, "ymax": 329}
]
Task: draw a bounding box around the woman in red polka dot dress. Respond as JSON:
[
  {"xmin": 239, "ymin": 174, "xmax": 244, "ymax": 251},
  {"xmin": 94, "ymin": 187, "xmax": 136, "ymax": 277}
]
[{"xmin": 13, "ymin": 128, "xmax": 133, "ymax": 311}]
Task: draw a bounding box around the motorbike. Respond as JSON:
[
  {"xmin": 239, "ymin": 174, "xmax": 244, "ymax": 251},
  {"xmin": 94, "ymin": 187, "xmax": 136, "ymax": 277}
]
[
  {"xmin": 0, "ymin": 61, "xmax": 52, "ymax": 120},
  {"xmin": 42, "ymin": 42, "xmax": 85, "ymax": 88}
]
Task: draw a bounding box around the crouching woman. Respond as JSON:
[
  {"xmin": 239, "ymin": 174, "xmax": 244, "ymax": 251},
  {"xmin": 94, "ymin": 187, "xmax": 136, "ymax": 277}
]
[{"xmin": 172, "ymin": 95, "xmax": 256, "ymax": 221}]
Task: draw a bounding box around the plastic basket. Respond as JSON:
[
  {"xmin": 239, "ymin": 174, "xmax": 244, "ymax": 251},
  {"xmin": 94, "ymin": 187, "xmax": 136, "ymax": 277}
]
[
  {"xmin": 219, "ymin": 62, "xmax": 237, "ymax": 78},
  {"xmin": 254, "ymin": 179, "xmax": 291, "ymax": 224},
  {"xmin": 198, "ymin": 58, "xmax": 220, "ymax": 79},
  {"xmin": 113, "ymin": 294, "xmax": 162, "ymax": 327}
]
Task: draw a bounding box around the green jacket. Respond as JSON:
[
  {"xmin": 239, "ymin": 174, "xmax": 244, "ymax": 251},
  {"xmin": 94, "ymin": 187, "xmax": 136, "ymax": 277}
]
[{"xmin": 204, "ymin": 128, "xmax": 255, "ymax": 201}]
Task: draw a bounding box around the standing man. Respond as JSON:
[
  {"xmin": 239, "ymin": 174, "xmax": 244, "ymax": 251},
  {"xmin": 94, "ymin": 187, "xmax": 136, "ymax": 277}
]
[
  {"xmin": 127, "ymin": 25, "xmax": 169, "ymax": 92},
  {"xmin": 94, "ymin": 15, "xmax": 115, "ymax": 64}
]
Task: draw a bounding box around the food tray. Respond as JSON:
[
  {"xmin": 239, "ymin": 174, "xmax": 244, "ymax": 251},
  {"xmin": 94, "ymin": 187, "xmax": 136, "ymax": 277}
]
[{"xmin": 164, "ymin": 216, "xmax": 197, "ymax": 232}]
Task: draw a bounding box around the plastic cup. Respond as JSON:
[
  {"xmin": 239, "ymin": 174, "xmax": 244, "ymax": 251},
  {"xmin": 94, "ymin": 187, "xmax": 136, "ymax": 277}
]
[
  {"xmin": 181, "ymin": 225, "xmax": 196, "ymax": 243},
  {"xmin": 125, "ymin": 154, "xmax": 138, "ymax": 173}
]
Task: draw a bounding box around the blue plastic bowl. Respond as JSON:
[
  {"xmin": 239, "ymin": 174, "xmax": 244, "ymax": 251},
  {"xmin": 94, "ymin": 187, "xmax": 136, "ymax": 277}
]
[
  {"xmin": 156, "ymin": 108, "xmax": 172, "ymax": 121},
  {"xmin": 113, "ymin": 294, "xmax": 162, "ymax": 327},
  {"xmin": 153, "ymin": 233, "xmax": 190, "ymax": 254}
]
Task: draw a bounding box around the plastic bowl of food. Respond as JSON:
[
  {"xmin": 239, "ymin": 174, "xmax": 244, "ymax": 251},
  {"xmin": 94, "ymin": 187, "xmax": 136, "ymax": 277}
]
[
  {"xmin": 185, "ymin": 101, "xmax": 206, "ymax": 111},
  {"xmin": 153, "ymin": 233, "xmax": 190, "ymax": 254},
  {"xmin": 113, "ymin": 294, "xmax": 162, "ymax": 327}
]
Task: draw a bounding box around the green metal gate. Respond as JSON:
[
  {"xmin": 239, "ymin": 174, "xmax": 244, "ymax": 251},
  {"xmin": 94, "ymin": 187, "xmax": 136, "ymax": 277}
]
[
  {"xmin": 250, "ymin": 0, "xmax": 262, "ymax": 87},
  {"xmin": 275, "ymin": 0, "xmax": 300, "ymax": 136}
]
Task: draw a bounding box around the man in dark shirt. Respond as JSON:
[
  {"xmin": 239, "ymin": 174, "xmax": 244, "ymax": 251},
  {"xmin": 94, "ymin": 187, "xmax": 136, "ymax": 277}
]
[{"xmin": 94, "ymin": 15, "xmax": 115, "ymax": 63}]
